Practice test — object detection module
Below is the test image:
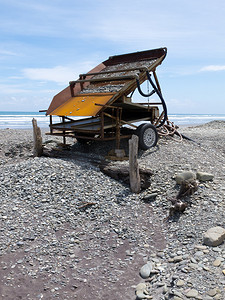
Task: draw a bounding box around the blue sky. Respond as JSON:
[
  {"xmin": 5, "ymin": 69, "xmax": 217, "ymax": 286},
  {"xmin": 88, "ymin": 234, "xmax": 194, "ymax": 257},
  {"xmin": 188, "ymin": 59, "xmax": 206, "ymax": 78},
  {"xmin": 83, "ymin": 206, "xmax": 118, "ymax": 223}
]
[{"xmin": 0, "ymin": 0, "xmax": 224, "ymax": 114}]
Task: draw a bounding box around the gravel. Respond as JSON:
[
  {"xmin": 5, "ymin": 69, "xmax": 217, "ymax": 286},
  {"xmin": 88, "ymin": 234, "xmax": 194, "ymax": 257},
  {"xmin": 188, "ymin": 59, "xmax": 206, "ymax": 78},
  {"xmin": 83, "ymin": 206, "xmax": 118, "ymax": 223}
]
[{"xmin": 0, "ymin": 120, "xmax": 225, "ymax": 300}]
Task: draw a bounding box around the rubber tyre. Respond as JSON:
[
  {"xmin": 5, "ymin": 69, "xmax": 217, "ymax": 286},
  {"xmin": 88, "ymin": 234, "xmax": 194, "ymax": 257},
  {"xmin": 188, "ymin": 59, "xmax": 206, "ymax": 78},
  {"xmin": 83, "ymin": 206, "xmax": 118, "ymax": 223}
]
[{"xmin": 136, "ymin": 123, "xmax": 158, "ymax": 150}]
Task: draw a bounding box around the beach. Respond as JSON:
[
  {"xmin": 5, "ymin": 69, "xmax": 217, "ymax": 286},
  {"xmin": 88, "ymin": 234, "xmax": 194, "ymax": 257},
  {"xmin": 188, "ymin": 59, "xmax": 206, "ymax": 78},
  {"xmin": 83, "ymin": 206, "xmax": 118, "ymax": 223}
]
[{"xmin": 0, "ymin": 121, "xmax": 225, "ymax": 300}]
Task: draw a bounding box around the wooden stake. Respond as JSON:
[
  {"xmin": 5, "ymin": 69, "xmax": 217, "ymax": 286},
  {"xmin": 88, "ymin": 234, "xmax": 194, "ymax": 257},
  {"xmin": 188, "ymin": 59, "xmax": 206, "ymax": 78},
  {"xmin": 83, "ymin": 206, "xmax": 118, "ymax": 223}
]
[
  {"xmin": 129, "ymin": 135, "xmax": 140, "ymax": 193},
  {"xmin": 32, "ymin": 118, "xmax": 43, "ymax": 157}
]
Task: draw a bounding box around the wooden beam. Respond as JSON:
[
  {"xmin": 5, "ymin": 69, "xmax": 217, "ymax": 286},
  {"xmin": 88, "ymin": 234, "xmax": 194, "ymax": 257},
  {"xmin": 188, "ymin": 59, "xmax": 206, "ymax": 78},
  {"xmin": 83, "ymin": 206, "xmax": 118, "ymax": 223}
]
[{"xmin": 129, "ymin": 135, "xmax": 140, "ymax": 193}]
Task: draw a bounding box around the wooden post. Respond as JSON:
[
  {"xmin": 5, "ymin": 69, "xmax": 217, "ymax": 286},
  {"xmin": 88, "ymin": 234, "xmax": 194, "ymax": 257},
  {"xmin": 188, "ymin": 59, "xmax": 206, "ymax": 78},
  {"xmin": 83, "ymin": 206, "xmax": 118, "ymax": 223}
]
[
  {"xmin": 32, "ymin": 118, "xmax": 43, "ymax": 157},
  {"xmin": 129, "ymin": 135, "xmax": 140, "ymax": 193}
]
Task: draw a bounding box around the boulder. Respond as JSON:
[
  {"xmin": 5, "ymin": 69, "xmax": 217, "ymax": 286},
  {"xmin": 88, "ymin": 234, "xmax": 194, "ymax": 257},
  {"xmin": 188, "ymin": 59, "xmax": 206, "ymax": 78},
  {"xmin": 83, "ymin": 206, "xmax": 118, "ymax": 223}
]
[
  {"xmin": 203, "ymin": 226, "xmax": 225, "ymax": 246},
  {"xmin": 175, "ymin": 171, "xmax": 196, "ymax": 184},
  {"xmin": 196, "ymin": 171, "xmax": 214, "ymax": 181}
]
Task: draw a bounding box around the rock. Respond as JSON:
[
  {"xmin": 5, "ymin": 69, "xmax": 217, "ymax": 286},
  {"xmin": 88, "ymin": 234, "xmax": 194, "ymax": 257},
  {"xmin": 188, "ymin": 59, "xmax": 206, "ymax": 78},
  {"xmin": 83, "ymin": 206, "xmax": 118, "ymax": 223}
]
[
  {"xmin": 170, "ymin": 290, "xmax": 183, "ymax": 298},
  {"xmin": 207, "ymin": 288, "xmax": 217, "ymax": 297},
  {"xmin": 196, "ymin": 172, "xmax": 214, "ymax": 181},
  {"xmin": 185, "ymin": 289, "xmax": 199, "ymax": 298},
  {"xmin": 213, "ymin": 258, "xmax": 222, "ymax": 267},
  {"xmin": 195, "ymin": 245, "xmax": 207, "ymax": 250},
  {"xmin": 139, "ymin": 262, "xmax": 152, "ymax": 279},
  {"xmin": 163, "ymin": 284, "xmax": 168, "ymax": 294},
  {"xmin": 176, "ymin": 279, "xmax": 185, "ymax": 287},
  {"xmin": 173, "ymin": 255, "xmax": 183, "ymax": 263},
  {"xmin": 136, "ymin": 290, "xmax": 152, "ymax": 299},
  {"xmin": 143, "ymin": 193, "xmax": 157, "ymax": 202},
  {"xmin": 175, "ymin": 171, "xmax": 196, "ymax": 184},
  {"xmin": 203, "ymin": 226, "xmax": 225, "ymax": 247},
  {"xmin": 16, "ymin": 241, "xmax": 24, "ymax": 247},
  {"xmin": 136, "ymin": 283, "xmax": 147, "ymax": 291},
  {"xmin": 135, "ymin": 283, "xmax": 152, "ymax": 299}
]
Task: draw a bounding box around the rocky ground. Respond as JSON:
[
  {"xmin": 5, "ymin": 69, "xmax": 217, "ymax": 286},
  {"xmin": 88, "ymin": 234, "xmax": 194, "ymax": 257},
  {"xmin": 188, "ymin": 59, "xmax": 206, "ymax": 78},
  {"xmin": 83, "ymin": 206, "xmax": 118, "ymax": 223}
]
[{"xmin": 0, "ymin": 121, "xmax": 225, "ymax": 300}]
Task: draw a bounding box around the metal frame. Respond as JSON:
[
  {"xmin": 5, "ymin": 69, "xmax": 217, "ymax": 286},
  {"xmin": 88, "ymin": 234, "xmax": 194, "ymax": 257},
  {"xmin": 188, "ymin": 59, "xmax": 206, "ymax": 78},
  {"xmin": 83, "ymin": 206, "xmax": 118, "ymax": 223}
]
[{"xmin": 45, "ymin": 48, "xmax": 168, "ymax": 147}]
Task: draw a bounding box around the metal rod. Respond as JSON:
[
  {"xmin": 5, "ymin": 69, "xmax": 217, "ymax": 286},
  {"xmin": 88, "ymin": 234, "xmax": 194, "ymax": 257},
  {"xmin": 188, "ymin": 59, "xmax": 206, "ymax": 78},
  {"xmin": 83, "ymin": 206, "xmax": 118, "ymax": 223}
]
[
  {"xmin": 116, "ymin": 108, "xmax": 121, "ymax": 149},
  {"xmin": 100, "ymin": 112, "xmax": 104, "ymax": 140},
  {"xmin": 135, "ymin": 102, "xmax": 163, "ymax": 105},
  {"xmin": 50, "ymin": 115, "xmax": 53, "ymax": 134},
  {"xmin": 69, "ymin": 75, "xmax": 136, "ymax": 85},
  {"xmin": 79, "ymin": 66, "xmax": 147, "ymax": 77},
  {"xmin": 153, "ymin": 70, "xmax": 162, "ymax": 93}
]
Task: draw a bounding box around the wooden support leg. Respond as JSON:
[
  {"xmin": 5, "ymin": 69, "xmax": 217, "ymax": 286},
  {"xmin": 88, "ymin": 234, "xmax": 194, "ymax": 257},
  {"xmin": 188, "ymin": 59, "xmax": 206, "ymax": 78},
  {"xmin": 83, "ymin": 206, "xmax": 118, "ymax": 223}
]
[
  {"xmin": 129, "ymin": 135, "xmax": 140, "ymax": 193},
  {"xmin": 32, "ymin": 118, "xmax": 43, "ymax": 157},
  {"xmin": 63, "ymin": 132, "xmax": 66, "ymax": 145}
]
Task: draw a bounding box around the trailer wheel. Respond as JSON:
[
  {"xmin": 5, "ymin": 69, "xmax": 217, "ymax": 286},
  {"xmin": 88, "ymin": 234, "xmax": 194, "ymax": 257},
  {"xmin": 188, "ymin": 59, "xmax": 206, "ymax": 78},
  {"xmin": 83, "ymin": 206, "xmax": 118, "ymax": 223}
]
[{"xmin": 136, "ymin": 123, "xmax": 158, "ymax": 150}]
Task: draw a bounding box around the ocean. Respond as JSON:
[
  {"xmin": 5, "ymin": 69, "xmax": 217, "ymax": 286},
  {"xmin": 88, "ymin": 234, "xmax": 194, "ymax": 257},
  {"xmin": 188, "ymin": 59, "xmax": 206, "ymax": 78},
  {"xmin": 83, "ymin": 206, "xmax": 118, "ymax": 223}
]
[{"xmin": 0, "ymin": 111, "xmax": 225, "ymax": 129}]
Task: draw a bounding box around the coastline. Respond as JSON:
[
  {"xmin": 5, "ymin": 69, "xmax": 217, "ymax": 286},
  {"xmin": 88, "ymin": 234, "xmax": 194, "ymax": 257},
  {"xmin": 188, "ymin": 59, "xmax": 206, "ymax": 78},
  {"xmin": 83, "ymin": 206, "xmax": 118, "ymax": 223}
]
[
  {"xmin": 0, "ymin": 121, "xmax": 225, "ymax": 299},
  {"xmin": 0, "ymin": 111, "xmax": 225, "ymax": 130}
]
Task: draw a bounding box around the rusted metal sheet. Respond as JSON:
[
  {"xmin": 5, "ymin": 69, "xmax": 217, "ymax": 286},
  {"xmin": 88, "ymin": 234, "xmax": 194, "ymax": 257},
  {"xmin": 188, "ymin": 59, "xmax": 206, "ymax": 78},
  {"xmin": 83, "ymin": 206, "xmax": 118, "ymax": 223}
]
[
  {"xmin": 50, "ymin": 93, "xmax": 116, "ymax": 117},
  {"xmin": 47, "ymin": 48, "xmax": 166, "ymax": 116},
  {"xmin": 46, "ymin": 62, "xmax": 106, "ymax": 115}
]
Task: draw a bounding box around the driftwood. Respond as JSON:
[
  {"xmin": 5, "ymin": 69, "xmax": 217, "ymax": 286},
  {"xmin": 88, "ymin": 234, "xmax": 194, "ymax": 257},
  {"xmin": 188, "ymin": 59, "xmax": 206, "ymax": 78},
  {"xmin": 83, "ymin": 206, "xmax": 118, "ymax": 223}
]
[
  {"xmin": 129, "ymin": 135, "xmax": 141, "ymax": 193},
  {"xmin": 99, "ymin": 163, "xmax": 153, "ymax": 190},
  {"xmin": 32, "ymin": 118, "xmax": 43, "ymax": 157},
  {"xmin": 168, "ymin": 180, "xmax": 198, "ymax": 217},
  {"xmin": 176, "ymin": 180, "xmax": 198, "ymax": 199},
  {"xmin": 78, "ymin": 202, "xmax": 96, "ymax": 209}
]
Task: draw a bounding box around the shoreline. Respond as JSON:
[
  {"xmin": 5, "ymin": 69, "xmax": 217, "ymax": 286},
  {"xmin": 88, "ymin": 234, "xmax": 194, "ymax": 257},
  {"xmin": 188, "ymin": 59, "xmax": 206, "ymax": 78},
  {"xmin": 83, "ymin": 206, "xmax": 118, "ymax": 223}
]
[{"xmin": 1, "ymin": 119, "xmax": 224, "ymax": 130}]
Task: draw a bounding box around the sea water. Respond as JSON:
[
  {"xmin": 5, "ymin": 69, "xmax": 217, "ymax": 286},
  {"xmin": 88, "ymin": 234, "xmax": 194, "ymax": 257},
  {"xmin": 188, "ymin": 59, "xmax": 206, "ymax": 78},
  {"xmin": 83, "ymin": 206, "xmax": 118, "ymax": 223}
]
[{"xmin": 0, "ymin": 111, "xmax": 224, "ymax": 129}]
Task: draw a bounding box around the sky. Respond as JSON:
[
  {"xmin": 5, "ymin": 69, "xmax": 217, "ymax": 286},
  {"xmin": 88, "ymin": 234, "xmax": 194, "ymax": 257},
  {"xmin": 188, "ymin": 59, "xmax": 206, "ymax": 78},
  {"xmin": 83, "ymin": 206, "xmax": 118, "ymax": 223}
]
[{"xmin": 0, "ymin": 0, "xmax": 225, "ymax": 114}]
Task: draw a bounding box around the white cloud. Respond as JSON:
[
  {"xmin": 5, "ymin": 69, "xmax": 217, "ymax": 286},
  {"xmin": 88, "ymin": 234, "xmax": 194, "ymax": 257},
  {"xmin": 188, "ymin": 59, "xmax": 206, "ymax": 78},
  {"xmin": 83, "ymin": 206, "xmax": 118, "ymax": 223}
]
[
  {"xmin": 23, "ymin": 62, "xmax": 97, "ymax": 85},
  {"xmin": 200, "ymin": 65, "xmax": 225, "ymax": 72},
  {"xmin": 0, "ymin": 83, "xmax": 56, "ymax": 95},
  {"xmin": 23, "ymin": 66, "xmax": 77, "ymax": 85},
  {"xmin": 0, "ymin": 84, "xmax": 29, "ymax": 94},
  {"xmin": 0, "ymin": 49, "xmax": 18, "ymax": 56}
]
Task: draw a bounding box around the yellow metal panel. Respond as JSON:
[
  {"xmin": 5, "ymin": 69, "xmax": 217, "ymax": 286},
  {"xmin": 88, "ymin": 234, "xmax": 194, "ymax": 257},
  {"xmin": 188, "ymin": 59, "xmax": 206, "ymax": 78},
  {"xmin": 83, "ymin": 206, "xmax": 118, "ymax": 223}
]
[{"xmin": 50, "ymin": 93, "xmax": 116, "ymax": 116}]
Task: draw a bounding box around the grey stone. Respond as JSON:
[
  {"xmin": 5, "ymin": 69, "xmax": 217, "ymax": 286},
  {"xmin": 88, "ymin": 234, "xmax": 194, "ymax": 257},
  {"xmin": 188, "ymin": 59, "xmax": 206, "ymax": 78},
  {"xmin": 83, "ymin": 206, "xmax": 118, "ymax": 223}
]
[
  {"xmin": 207, "ymin": 288, "xmax": 217, "ymax": 297},
  {"xmin": 136, "ymin": 283, "xmax": 147, "ymax": 291},
  {"xmin": 176, "ymin": 279, "xmax": 185, "ymax": 287},
  {"xmin": 213, "ymin": 258, "xmax": 222, "ymax": 267},
  {"xmin": 136, "ymin": 290, "xmax": 152, "ymax": 299},
  {"xmin": 136, "ymin": 283, "xmax": 152, "ymax": 299},
  {"xmin": 203, "ymin": 226, "xmax": 225, "ymax": 247},
  {"xmin": 175, "ymin": 171, "xmax": 196, "ymax": 184},
  {"xmin": 143, "ymin": 193, "xmax": 157, "ymax": 201},
  {"xmin": 185, "ymin": 289, "xmax": 199, "ymax": 298},
  {"xmin": 196, "ymin": 171, "xmax": 214, "ymax": 181},
  {"xmin": 173, "ymin": 255, "xmax": 183, "ymax": 263},
  {"xmin": 139, "ymin": 262, "xmax": 152, "ymax": 279}
]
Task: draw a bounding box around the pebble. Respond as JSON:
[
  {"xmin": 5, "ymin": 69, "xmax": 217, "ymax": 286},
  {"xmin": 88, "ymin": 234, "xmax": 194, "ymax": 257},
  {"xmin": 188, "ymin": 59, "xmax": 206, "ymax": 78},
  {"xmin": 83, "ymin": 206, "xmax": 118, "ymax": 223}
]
[
  {"xmin": 185, "ymin": 289, "xmax": 199, "ymax": 298},
  {"xmin": 1, "ymin": 124, "xmax": 225, "ymax": 299},
  {"xmin": 196, "ymin": 172, "xmax": 214, "ymax": 182},
  {"xmin": 176, "ymin": 279, "xmax": 185, "ymax": 287},
  {"xmin": 203, "ymin": 226, "xmax": 225, "ymax": 247},
  {"xmin": 139, "ymin": 262, "xmax": 152, "ymax": 279},
  {"xmin": 213, "ymin": 259, "xmax": 222, "ymax": 267},
  {"xmin": 207, "ymin": 288, "xmax": 218, "ymax": 297}
]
